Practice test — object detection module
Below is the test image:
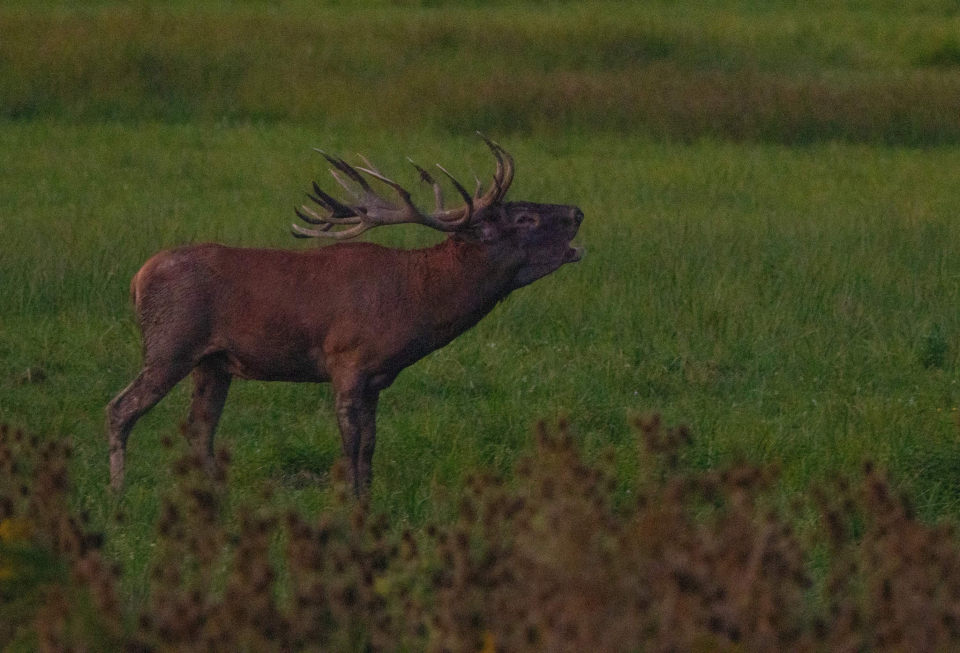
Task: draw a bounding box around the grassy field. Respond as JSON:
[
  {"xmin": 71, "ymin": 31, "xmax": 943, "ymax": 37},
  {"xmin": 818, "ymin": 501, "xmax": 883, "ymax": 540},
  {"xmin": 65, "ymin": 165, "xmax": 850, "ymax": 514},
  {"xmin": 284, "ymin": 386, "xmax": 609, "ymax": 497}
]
[
  {"xmin": 4, "ymin": 0, "xmax": 960, "ymax": 625},
  {"xmin": 5, "ymin": 121, "xmax": 960, "ymax": 595}
]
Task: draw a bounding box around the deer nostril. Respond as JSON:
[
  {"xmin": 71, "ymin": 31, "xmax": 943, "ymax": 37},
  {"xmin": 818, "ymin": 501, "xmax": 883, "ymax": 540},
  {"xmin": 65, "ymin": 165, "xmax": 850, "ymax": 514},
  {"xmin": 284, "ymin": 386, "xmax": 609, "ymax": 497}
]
[{"xmin": 572, "ymin": 208, "xmax": 584, "ymax": 225}]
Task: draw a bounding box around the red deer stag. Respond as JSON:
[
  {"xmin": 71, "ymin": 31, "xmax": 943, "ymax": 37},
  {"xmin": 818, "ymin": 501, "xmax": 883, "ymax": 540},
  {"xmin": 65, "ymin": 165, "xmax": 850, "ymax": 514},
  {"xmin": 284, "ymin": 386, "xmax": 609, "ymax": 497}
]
[{"xmin": 107, "ymin": 136, "xmax": 583, "ymax": 496}]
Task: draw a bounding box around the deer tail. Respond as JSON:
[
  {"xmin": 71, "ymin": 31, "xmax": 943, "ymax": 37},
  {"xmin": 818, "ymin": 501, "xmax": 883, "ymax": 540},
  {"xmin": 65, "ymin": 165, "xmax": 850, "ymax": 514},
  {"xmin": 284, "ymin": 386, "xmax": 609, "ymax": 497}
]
[{"xmin": 129, "ymin": 269, "xmax": 141, "ymax": 311}]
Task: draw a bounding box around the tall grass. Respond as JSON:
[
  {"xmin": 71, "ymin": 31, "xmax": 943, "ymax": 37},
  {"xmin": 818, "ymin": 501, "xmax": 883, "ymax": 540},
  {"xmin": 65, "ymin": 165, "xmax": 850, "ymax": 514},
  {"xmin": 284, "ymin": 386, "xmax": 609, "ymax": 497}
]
[{"xmin": 4, "ymin": 3, "xmax": 960, "ymax": 142}]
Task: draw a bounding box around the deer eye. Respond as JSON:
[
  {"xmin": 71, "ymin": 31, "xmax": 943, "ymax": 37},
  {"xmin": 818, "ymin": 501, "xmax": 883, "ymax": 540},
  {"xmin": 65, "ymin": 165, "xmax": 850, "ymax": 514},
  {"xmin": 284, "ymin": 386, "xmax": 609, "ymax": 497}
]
[{"xmin": 514, "ymin": 213, "xmax": 539, "ymax": 227}]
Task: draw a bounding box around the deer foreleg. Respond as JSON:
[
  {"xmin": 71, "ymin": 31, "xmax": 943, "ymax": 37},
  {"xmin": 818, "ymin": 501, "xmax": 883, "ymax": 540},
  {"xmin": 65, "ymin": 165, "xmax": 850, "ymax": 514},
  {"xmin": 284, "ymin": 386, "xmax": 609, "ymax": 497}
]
[
  {"xmin": 356, "ymin": 392, "xmax": 379, "ymax": 495},
  {"xmin": 334, "ymin": 377, "xmax": 379, "ymax": 498},
  {"xmin": 185, "ymin": 357, "xmax": 232, "ymax": 470}
]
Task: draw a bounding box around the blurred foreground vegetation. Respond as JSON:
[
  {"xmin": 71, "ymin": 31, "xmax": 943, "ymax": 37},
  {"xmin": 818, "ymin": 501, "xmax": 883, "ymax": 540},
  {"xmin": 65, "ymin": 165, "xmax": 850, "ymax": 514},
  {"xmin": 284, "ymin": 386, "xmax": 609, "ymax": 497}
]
[{"xmin": 6, "ymin": 417, "xmax": 960, "ymax": 652}]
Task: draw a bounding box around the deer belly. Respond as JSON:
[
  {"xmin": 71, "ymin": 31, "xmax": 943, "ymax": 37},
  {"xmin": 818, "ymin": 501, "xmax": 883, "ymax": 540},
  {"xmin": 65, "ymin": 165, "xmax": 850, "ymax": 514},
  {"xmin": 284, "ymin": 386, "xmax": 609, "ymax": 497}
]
[{"xmin": 224, "ymin": 348, "xmax": 330, "ymax": 383}]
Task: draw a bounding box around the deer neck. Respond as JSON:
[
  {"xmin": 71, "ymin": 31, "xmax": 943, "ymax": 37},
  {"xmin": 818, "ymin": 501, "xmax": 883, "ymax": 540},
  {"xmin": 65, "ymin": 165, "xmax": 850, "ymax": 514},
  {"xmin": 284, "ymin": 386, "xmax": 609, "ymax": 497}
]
[{"xmin": 414, "ymin": 236, "xmax": 521, "ymax": 341}]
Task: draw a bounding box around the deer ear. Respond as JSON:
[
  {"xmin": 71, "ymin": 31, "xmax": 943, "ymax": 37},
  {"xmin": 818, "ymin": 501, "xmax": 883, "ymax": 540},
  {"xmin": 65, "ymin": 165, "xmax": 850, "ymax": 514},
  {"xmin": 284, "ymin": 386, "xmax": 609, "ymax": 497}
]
[
  {"xmin": 476, "ymin": 217, "xmax": 502, "ymax": 242},
  {"xmin": 466, "ymin": 205, "xmax": 504, "ymax": 242}
]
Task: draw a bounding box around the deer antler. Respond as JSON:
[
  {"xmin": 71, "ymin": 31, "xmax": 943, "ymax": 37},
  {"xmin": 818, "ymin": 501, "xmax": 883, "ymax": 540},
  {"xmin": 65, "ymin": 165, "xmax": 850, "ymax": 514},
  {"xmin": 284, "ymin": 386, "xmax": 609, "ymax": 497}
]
[{"xmin": 292, "ymin": 134, "xmax": 514, "ymax": 240}]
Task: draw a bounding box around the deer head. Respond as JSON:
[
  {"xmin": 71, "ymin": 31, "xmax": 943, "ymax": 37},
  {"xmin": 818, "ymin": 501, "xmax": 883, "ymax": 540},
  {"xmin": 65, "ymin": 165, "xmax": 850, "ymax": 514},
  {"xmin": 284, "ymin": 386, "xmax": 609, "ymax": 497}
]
[{"xmin": 292, "ymin": 134, "xmax": 584, "ymax": 291}]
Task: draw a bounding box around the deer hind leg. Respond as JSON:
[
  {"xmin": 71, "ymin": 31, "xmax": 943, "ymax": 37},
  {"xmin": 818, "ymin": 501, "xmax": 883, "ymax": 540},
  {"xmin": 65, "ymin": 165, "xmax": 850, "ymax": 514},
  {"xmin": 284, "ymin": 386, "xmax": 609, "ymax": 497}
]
[
  {"xmin": 185, "ymin": 356, "xmax": 232, "ymax": 470},
  {"xmin": 106, "ymin": 362, "xmax": 191, "ymax": 491}
]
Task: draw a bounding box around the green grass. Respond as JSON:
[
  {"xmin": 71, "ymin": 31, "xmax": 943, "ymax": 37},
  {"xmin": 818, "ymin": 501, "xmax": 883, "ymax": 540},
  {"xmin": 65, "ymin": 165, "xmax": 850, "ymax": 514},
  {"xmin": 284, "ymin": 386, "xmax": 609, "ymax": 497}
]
[
  {"xmin": 4, "ymin": 0, "xmax": 960, "ymax": 617},
  {"xmin": 4, "ymin": 120, "xmax": 960, "ymax": 601}
]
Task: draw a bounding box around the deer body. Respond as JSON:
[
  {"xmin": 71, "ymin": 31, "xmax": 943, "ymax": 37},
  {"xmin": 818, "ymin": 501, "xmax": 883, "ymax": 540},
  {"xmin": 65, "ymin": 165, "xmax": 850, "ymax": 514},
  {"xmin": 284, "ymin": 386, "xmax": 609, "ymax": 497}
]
[
  {"xmin": 108, "ymin": 138, "xmax": 583, "ymax": 495},
  {"xmin": 132, "ymin": 238, "xmax": 519, "ymax": 385}
]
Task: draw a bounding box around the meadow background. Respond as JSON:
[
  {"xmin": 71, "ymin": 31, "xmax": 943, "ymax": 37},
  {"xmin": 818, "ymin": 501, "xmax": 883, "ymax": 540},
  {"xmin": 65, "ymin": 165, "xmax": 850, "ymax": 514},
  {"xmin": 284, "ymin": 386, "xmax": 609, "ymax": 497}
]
[{"xmin": 3, "ymin": 0, "xmax": 960, "ymax": 634}]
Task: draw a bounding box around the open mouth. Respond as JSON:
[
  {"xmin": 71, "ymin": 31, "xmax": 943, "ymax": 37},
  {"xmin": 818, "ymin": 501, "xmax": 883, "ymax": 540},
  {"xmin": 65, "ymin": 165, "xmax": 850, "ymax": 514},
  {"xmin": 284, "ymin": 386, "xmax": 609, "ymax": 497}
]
[{"xmin": 564, "ymin": 246, "xmax": 584, "ymax": 263}]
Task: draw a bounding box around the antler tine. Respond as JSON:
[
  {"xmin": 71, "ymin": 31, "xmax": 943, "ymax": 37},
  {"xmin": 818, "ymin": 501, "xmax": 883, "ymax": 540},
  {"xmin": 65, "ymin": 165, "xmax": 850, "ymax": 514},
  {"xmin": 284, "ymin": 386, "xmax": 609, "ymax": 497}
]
[
  {"xmin": 310, "ymin": 181, "xmax": 359, "ymax": 219},
  {"xmin": 305, "ymin": 194, "xmax": 359, "ymax": 223},
  {"xmin": 357, "ymin": 154, "xmax": 383, "ymax": 177},
  {"xmin": 490, "ymin": 139, "xmax": 515, "ymax": 201},
  {"xmin": 473, "ymin": 173, "xmax": 483, "ymax": 199},
  {"xmin": 297, "ymin": 204, "xmax": 361, "ymax": 226},
  {"xmin": 292, "ymin": 221, "xmax": 373, "ymax": 240},
  {"xmin": 298, "ymin": 178, "xmax": 362, "ymax": 226},
  {"xmin": 334, "ymin": 155, "xmax": 373, "ymax": 192},
  {"xmin": 315, "ymin": 149, "xmax": 374, "ymax": 194},
  {"xmin": 409, "ymin": 158, "xmax": 445, "ymax": 213},
  {"xmin": 472, "ymin": 132, "xmax": 515, "ymax": 207},
  {"xmin": 292, "ymin": 209, "xmax": 335, "ymax": 229},
  {"xmin": 329, "ymin": 170, "xmax": 362, "ymax": 200},
  {"xmin": 435, "ymin": 164, "xmax": 474, "ymax": 226},
  {"xmin": 295, "ymin": 205, "xmax": 324, "ymax": 225},
  {"xmin": 355, "ymin": 166, "xmax": 416, "ymax": 205},
  {"xmin": 305, "ymin": 192, "xmax": 330, "ymax": 215},
  {"xmin": 477, "ymin": 133, "xmax": 503, "ymax": 196}
]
